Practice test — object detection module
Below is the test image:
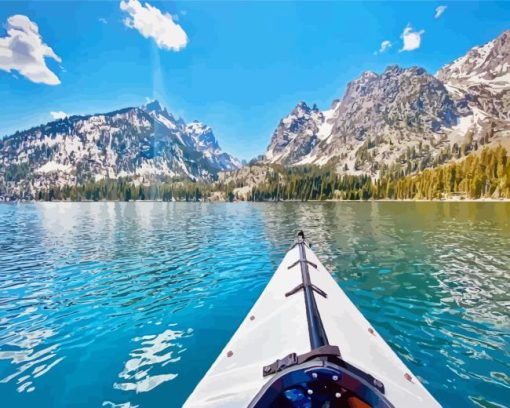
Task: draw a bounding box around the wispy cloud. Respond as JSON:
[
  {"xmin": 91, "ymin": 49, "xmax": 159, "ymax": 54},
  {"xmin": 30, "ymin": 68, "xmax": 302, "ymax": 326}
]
[
  {"xmin": 0, "ymin": 15, "xmax": 61, "ymax": 85},
  {"xmin": 98, "ymin": 17, "xmax": 108, "ymax": 24},
  {"xmin": 119, "ymin": 0, "xmax": 188, "ymax": 51},
  {"xmin": 374, "ymin": 40, "xmax": 392, "ymax": 55},
  {"xmin": 435, "ymin": 5, "xmax": 447, "ymax": 19},
  {"xmin": 50, "ymin": 111, "xmax": 67, "ymax": 120},
  {"xmin": 400, "ymin": 24, "xmax": 425, "ymax": 52}
]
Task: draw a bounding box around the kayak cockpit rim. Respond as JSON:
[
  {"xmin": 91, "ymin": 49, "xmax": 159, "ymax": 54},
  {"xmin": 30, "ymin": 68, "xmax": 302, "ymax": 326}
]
[{"xmin": 249, "ymin": 359, "xmax": 395, "ymax": 408}]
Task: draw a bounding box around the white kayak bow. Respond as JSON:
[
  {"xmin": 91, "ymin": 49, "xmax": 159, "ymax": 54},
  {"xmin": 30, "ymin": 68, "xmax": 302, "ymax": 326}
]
[{"xmin": 185, "ymin": 232, "xmax": 440, "ymax": 408}]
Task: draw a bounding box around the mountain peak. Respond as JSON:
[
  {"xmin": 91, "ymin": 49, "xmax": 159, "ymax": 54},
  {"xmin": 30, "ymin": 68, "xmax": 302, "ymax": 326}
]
[
  {"xmin": 143, "ymin": 99, "xmax": 163, "ymax": 113},
  {"xmin": 290, "ymin": 101, "xmax": 316, "ymax": 116},
  {"xmin": 436, "ymin": 29, "xmax": 510, "ymax": 85},
  {"xmin": 186, "ymin": 120, "xmax": 210, "ymax": 135},
  {"xmin": 383, "ymin": 65, "xmax": 402, "ymax": 75},
  {"xmin": 360, "ymin": 70, "xmax": 378, "ymax": 80},
  {"xmin": 295, "ymin": 101, "xmax": 310, "ymax": 109},
  {"xmin": 347, "ymin": 70, "xmax": 379, "ymax": 91}
]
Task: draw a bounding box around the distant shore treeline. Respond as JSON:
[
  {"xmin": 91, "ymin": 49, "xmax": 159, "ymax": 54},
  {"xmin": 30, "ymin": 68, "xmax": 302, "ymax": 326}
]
[
  {"xmin": 14, "ymin": 146, "xmax": 510, "ymax": 202},
  {"xmin": 244, "ymin": 146, "xmax": 509, "ymax": 201}
]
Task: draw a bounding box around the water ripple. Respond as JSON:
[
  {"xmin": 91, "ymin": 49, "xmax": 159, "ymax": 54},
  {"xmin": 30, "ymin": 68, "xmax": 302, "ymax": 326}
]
[
  {"xmin": 114, "ymin": 327, "xmax": 191, "ymax": 393},
  {"xmin": 0, "ymin": 202, "xmax": 509, "ymax": 407}
]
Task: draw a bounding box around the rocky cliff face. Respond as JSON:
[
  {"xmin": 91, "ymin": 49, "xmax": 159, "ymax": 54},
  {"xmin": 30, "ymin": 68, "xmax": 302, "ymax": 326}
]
[
  {"xmin": 0, "ymin": 101, "xmax": 240, "ymax": 197},
  {"xmin": 437, "ymin": 30, "xmax": 510, "ymax": 87},
  {"xmin": 265, "ymin": 102, "xmax": 330, "ymax": 164},
  {"xmin": 264, "ymin": 30, "xmax": 510, "ymax": 175},
  {"xmin": 436, "ymin": 30, "xmax": 510, "ymax": 138}
]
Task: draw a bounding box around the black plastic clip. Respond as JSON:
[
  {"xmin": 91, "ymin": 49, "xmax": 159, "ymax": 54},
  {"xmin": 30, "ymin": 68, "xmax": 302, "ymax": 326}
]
[
  {"xmin": 285, "ymin": 283, "xmax": 327, "ymax": 298},
  {"xmin": 262, "ymin": 345, "xmax": 342, "ymax": 377},
  {"xmin": 263, "ymin": 353, "xmax": 297, "ymax": 376},
  {"xmin": 288, "ymin": 259, "xmax": 317, "ymax": 270}
]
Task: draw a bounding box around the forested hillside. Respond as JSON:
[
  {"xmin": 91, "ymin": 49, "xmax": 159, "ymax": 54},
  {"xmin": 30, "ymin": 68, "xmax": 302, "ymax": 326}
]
[
  {"xmin": 33, "ymin": 179, "xmax": 218, "ymax": 202},
  {"xmin": 249, "ymin": 146, "xmax": 510, "ymax": 200},
  {"xmin": 23, "ymin": 145, "xmax": 510, "ymax": 202},
  {"xmin": 391, "ymin": 146, "xmax": 510, "ymax": 199}
]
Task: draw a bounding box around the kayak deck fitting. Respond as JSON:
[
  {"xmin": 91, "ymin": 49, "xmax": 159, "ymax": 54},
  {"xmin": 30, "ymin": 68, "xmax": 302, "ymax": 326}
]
[{"xmin": 185, "ymin": 232, "xmax": 440, "ymax": 407}]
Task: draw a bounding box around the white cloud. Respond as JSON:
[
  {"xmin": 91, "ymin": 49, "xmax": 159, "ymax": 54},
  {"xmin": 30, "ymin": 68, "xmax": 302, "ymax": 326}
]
[
  {"xmin": 375, "ymin": 40, "xmax": 392, "ymax": 55},
  {"xmin": 50, "ymin": 111, "xmax": 67, "ymax": 120},
  {"xmin": 119, "ymin": 0, "xmax": 188, "ymax": 51},
  {"xmin": 400, "ymin": 24, "xmax": 425, "ymax": 52},
  {"xmin": 98, "ymin": 17, "xmax": 108, "ymax": 24},
  {"xmin": 0, "ymin": 15, "xmax": 61, "ymax": 85},
  {"xmin": 435, "ymin": 5, "xmax": 447, "ymax": 19}
]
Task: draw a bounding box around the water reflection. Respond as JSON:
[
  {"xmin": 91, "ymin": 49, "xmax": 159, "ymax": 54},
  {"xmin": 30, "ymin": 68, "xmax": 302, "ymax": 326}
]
[
  {"xmin": 0, "ymin": 202, "xmax": 508, "ymax": 407},
  {"xmin": 0, "ymin": 324, "xmax": 61, "ymax": 393},
  {"xmin": 114, "ymin": 327, "xmax": 191, "ymax": 393},
  {"xmin": 256, "ymin": 202, "xmax": 510, "ymax": 407}
]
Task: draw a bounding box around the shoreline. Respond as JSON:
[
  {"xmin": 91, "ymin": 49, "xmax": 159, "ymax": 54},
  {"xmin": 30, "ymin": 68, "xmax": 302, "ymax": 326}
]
[
  {"xmin": 1, "ymin": 198, "xmax": 510, "ymax": 203},
  {"xmin": 326, "ymin": 198, "xmax": 510, "ymax": 202}
]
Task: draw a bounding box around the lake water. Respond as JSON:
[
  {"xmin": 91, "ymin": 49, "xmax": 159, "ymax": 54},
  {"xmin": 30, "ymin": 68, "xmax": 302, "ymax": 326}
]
[{"xmin": 0, "ymin": 202, "xmax": 509, "ymax": 407}]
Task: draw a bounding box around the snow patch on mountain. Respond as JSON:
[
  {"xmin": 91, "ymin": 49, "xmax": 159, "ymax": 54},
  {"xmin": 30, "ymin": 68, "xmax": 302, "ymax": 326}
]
[
  {"xmin": 36, "ymin": 161, "xmax": 73, "ymax": 174},
  {"xmin": 317, "ymin": 100, "xmax": 339, "ymax": 141}
]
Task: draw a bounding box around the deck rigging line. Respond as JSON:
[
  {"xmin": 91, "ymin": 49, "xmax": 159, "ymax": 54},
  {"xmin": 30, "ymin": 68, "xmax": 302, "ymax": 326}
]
[{"xmin": 289, "ymin": 235, "xmax": 329, "ymax": 349}]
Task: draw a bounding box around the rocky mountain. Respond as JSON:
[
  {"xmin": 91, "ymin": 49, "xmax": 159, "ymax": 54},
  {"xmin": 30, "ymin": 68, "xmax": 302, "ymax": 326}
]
[
  {"xmin": 437, "ymin": 30, "xmax": 510, "ymax": 90},
  {"xmin": 264, "ymin": 30, "xmax": 510, "ymax": 175},
  {"xmin": 436, "ymin": 30, "xmax": 510, "ymax": 126},
  {"xmin": 0, "ymin": 101, "xmax": 240, "ymax": 197},
  {"xmin": 265, "ymin": 102, "xmax": 334, "ymax": 164}
]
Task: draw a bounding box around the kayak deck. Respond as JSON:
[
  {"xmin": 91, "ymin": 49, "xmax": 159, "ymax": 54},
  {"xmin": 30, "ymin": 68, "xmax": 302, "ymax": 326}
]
[{"xmin": 184, "ymin": 242, "xmax": 440, "ymax": 407}]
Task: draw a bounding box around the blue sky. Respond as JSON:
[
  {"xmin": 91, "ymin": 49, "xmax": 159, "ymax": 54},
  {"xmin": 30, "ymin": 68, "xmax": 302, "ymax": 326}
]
[{"xmin": 1, "ymin": 1, "xmax": 509, "ymax": 160}]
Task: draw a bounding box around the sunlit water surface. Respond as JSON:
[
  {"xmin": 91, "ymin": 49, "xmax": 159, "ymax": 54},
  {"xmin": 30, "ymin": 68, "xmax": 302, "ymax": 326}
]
[{"xmin": 0, "ymin": 202, "xmax": 509, "ymax": 407}]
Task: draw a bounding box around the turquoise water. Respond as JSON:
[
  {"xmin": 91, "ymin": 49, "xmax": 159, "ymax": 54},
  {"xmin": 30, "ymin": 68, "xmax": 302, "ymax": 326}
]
[{"xmin": 0, "ymin": 202, "xmax": 509, "ymax": 407}]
